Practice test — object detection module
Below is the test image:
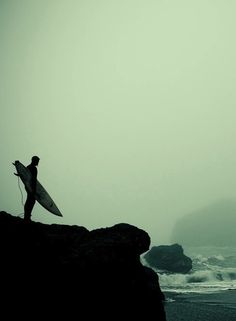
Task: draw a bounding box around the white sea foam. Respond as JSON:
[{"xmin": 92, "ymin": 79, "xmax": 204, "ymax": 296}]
[{"xmin": 142, "ymin": 246, "xmax": 236, "ymax": 294}]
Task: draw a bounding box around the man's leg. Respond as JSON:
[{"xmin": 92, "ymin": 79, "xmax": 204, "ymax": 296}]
[{"xmin": 24, "ymin": 194, "xmax": 36, "ymax": 221}]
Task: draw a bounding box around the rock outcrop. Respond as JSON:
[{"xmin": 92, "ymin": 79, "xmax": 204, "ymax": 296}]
[
  {"xmin": 171, "ymin": 200, "xmax": 236, "ymax": 246},
  {"xmin": 0, "ymin": 211, "xmax": 166, "ymax": 319},
  {"xmin": 144, "ymin": 243, "xmax": 192, "ymax": 273}
]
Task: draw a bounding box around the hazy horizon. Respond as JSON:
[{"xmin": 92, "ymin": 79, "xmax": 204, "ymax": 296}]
[{"xmin": 1, "ymin": 1, "xmax": 236, "ymax": 245}]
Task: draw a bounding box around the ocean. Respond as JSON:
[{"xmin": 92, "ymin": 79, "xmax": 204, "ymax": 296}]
[
  {"xmin": 142, "ymin": 246, "xmax": 236, "ymax": 320},
  {"xmin": 142, "ymin": 246, "xmax": 236, "ymax": 294}
]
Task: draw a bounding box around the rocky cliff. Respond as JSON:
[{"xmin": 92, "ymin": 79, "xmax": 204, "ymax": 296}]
[
  {"xmin": 171, "ymin": 200, "xmax": 236, "ymax": 246},
  {"xmin": 0, "ymin": 211, "xmax": 166, "ymax": 319}
]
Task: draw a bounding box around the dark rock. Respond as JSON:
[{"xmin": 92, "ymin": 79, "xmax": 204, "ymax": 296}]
[
  {"xmin": 144, "ymin": 243, "xmax": 192, "ymax": 273},
  {"xmin": 0, "ymin": 211, "xmax": 166, "ymax": 319}
]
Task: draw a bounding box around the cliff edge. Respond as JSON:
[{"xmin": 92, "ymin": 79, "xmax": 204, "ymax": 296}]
[{"xmin": 0, "ymin": 211, "xmax": 166, "ymax": 319}]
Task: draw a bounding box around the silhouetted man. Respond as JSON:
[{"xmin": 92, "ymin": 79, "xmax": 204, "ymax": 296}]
[{"xmin": 24, "ymin": 156, "xmax": 40, "ymax": 221}]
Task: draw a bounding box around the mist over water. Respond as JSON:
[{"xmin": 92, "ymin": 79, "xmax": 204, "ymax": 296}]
[{"xmin": 171, "ymin": 199, "xmax": 236, "ymax": 246}]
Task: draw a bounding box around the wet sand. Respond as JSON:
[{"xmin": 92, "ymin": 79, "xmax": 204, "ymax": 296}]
[{"xmin": 163, "ymin": 290, "xmax": 236, "ymax": 321}]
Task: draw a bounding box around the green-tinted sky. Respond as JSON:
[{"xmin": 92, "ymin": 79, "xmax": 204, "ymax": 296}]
[{"xmin": 1, "ymin": 0, "xmax": 236, "ymax": 244}]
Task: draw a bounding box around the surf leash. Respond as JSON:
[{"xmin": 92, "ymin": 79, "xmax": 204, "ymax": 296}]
[
  {"xmin": 17, "ymin": 177, "xmax": 24, "ymax": 217},
  {"xmin": 17, "ymin": 176, "xmax": 24, "ymax": 206},
  {"xmin": 12, "ymin": 162, "xmax": 24, "ymax": 217}
]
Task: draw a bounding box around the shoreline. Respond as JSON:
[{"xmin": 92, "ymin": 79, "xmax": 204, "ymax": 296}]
[{"xmin": 163, "ymin": 290, "xmax": 236, "ymax": 321}]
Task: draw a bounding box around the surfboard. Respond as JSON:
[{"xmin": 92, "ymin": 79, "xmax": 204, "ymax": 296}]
[{"xmin": 13, "ymin": 160, "xmax": 63, "ymax": 217}]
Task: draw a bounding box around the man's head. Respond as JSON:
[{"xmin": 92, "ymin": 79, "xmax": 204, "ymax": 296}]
[{"xmin": 32, "ymin": 155, "xmax": 40, "ymax": 165}]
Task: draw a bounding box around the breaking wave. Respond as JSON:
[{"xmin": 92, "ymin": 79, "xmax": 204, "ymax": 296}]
[{"xmin": 142, "ymin": 246, "xmax": 236, "ymax": 294}]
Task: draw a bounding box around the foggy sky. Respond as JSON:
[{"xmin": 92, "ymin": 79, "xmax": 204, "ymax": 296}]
[{"xmin": 1, "ymin": 0, "xmax": 236, "ymax": 244}]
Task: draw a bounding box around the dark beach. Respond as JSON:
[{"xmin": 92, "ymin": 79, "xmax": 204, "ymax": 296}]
[{"xmin": 164, "ymin": 290, "xmax": 236, "ymax": 321}]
